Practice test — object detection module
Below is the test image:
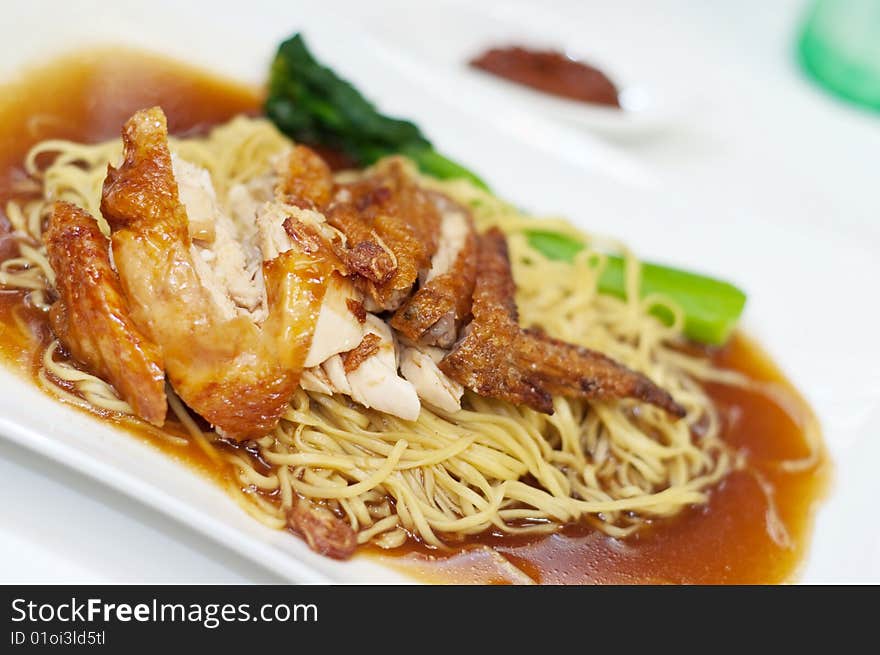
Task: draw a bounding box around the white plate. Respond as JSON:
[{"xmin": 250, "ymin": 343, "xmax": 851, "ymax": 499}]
[{"xmin": 1, "ymin": 0, "xmax": 878, "ymax": 583}]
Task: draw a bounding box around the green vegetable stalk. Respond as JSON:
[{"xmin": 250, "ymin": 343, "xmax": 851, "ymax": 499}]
[
  {"xmin": 265, "ymin": 32, "xmax": 746, "ymax": 345},
  {"xmin": 526, "ymin": 231, "xmax": 746, "ymax": 346},
  {"xmin": 266, "ymin": 33, "xmax": 488, "ymax": 189}
]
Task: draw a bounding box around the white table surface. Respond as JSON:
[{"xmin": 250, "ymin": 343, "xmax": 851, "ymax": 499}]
[{"xmin": 1, "ymin": 0, "xmax": 878, "ymax": 583}]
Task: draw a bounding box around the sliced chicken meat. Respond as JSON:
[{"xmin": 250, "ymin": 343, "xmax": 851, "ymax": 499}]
[
  {"xmin": 256, "ymin": 188, "xmax": 363, "ymax": 370},
  {"xmin": 172, "ymin": 154, "xmax": 218, "ymax": 242},
  {"xmin": 299, "ymin": 365, "xmax": 336, "ymax": 396},
  {"xmin": 302, "ymin": 273, "xmax": 364, "ymax": 368},
  {"xmin": 176, "ymin": 155, "xmax": 268, "ymax": 322},
  {"xmin": 100, "ymin": 107, "xmax": 329, "ymax": 439},
  {"xmin": 301, "ymin": 315, "xmax": 421, "ymax": 421},
  {"xmin": 344, "ymin": 317, "xmax": 420, "ymax": 420},
  {"xmin": 226, "ymin": 174, "xmax": 275, "ymax": 233},
  {"xmin": 44, "ymin": 201, "xmax": 167, "ymax": 425},
  {"xmin": 399, "ymin": 343, "xmax": 464, "ymax": 413},
  {"xmin": 440, "ymin": 228, "xmax": 686, "ymax": 417}
]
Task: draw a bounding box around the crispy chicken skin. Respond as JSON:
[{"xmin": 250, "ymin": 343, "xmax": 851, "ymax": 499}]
[
  {"xmin": 287, "ymin": 498, "xmax": 357, "ymax": 560},
  {"xmin": 276, "ymin": 145, "xmax": 333, "ymax": 210},
  {"xmin": 277, "ymin": 149, "xmax": 444, "ymax": 312},
  {"xmin": 277, "ymin": 147, "xmax": 396, "ymax": 284},
  {"xmin": 342, "ymin": 332, "xmax": 383, "ymax": 373},
  {"xmin": 440, "ymin": 228, "xmax": 686, "ymax": 417},
  {"xmin": 44, "ymin": 201, "xmax": 167, "ymax": 425},
  {"xmin": 390, "ymin": 196, "xmax": 477, "ymax": 347},
  {"xmin": 101, "ymin": 107, "xmax": 326, "ymax": 439},
  {"xmin": 327, "ymin": 159, "xmax": 442, "ymax": 311}
]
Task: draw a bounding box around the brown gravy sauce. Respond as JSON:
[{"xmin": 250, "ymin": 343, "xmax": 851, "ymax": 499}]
[
  {"xmin": 0, "ymin": 48, "xmax": 828, "ymax": 584},
  {"xmin": 470, "ymin": 46, "xmax": 621, "ymax": 108}
]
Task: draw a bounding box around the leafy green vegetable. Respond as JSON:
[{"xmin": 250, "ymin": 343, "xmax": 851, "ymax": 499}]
[
  {"xmin": 526, "ymin": 231, "xmax": 746, "ymax": 346},
  {"xmin": 266, "ymin": 33, "xmax": 488, "ymax": 189},
  {"xmin": 264, "ymin": 32, "xmax": 744, "ymax": 346}
]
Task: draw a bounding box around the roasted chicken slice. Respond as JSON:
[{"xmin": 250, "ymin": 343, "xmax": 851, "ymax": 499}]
[
  {"xmin": 172, "ymin": 154, "xmax": 218, "ymax": 242},
  {"xmin": 440, "ymin": 228, "xmax": 686, "ymax": 417},
  {"xmin": 276, "ymin": 149, "xmax": 444, "ymax": 312},
  {"xmin": 177, "ymin": 155, "xmax": 267, "ymax": 321},
  {"xmin": 257, "ymin": 196, "xmax": 365, "ymax": 371},
  {"xmin": 390, "ymin": 194, "xmax": 477, "ymax": 347},
  {"xmin": 44, "ymin": 201, "xmax": 167, "ymax": 425},
  {"xmin": 326, "ymin": 158, "xmax": 442, "ymax": 311},
  {"xmin": 275, "ymin": 144, "xmax": 334, "ymax": 210},
  {"xmin": 345, "ymin": 315, "xmax": 420, "ymax": 419},
  {"xmin": 399, "ymin": 343, "xmax": 464, "ymax": 413},
  {"xmin": 100, "ymin": 107, "xmax": 328, "ymax": 439},
  {"xmin": 302, "ymin": 272, "xmax": 364, "ymax": 368},
  {"xmin": 300, "ymin": 314, "xmax": 421, "ymax": 421},
  {"xmin": 276, "ymin": 147, "xmax": 395, "ymax": 283}
]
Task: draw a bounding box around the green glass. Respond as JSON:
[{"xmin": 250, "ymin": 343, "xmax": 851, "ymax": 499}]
[{"xmin": 798, "ymin": 0, "xmax": 880, "ymax": 111}]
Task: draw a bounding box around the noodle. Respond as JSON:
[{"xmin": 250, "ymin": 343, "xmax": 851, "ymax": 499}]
[{"xmin": 0, "ymin": 115, "xmax": 813, "ymax": 550}]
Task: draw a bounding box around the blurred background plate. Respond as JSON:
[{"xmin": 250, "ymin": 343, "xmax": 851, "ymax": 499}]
[{"xmin": 354, "ymin": 0, "xmax": 696, "ymax": 139}]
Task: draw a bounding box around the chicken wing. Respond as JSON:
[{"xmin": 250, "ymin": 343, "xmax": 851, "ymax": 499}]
[
  {"xmin": 44, "ymin": 201, "xmax": 167, "ymax": 425},
  {"xmin": 101, "ymin": 107, "xmax": 327, "ymax": 439},
  {"xmin": 440, "ymin": 228, "xmax": 686, "ymax": 417}
]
